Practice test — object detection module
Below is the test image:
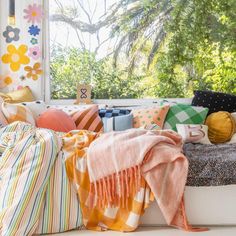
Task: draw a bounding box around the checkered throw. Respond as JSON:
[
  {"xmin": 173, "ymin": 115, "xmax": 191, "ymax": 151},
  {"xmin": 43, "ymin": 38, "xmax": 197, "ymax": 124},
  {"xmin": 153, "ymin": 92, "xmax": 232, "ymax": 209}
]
[
  {"xmin": 99, "ymin": 109, "xmax": 131, "ymax": 118},
  {"xmin": 64, "ymin": 130, "xmax": 153, "ymax": 232},
  {"xmin": 163, "ymin": 104, "xmax": 209, "ymax": 131}
]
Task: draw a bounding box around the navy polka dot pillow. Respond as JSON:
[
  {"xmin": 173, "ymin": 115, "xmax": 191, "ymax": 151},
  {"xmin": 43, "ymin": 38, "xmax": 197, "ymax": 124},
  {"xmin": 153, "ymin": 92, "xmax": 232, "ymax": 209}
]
[{"xmin": 191, "ymin": 90, "xmax": 236, "ymax": 115}]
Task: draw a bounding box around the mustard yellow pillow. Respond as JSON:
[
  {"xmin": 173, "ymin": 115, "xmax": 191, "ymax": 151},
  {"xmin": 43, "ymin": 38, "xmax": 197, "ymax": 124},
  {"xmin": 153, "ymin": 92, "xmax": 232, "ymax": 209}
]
[
  {"xmin": 205, "ymin": 111, "xmax": 236, "ymax": 143},
  {"xmin": 0, "ymin": 86, "xmax": 35, "ymax": 103}
]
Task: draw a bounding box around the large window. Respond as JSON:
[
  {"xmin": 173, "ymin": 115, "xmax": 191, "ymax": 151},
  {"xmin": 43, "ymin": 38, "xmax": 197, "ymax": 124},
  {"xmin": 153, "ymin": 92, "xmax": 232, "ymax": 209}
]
[{"xmin": 48, "ymin": 0, "xmax": 236, "ymax": 101}]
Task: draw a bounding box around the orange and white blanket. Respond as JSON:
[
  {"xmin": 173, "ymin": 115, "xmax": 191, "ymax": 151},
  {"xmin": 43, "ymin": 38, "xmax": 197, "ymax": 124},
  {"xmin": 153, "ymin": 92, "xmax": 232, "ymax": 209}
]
[
  {"xmin": 64, "ymin": 130, "xmax": 154, "ymax": 231},
  {"xmin": 66, "ymin": 129, "xmax": 206, "ymax": 232}
]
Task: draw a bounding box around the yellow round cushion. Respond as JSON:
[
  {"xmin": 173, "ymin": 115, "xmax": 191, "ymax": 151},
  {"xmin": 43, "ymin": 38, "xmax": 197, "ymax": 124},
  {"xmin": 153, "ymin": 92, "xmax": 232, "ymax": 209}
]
[{"xmin": 205, "ymin": 111, "xmax": 236, "ymax": 143}]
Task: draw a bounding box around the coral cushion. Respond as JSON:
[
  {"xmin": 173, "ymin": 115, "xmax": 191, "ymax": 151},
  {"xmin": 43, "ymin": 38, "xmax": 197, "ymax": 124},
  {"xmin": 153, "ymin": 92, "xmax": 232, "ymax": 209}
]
[
  {"xmin": 132, "ymin": 105, "xmax": 170, "ymax": 128},
  {"xmin": 36, "ymin": 108, "xmax": 76, "ymax": 132},
  {"xmin": 205, "ymin": 111, "xmax": 235, "ymax": 143}
]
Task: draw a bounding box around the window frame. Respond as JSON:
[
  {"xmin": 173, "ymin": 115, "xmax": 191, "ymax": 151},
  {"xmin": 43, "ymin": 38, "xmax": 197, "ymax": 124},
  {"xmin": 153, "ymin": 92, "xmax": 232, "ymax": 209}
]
[{"xmin": 42, "ymin": 0, "xmax": 192, "ymax": 107}]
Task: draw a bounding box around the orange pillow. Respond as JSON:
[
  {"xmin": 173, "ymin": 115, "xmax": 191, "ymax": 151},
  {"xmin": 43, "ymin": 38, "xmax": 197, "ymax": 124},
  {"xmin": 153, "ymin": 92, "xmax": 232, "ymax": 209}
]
[
  {"xmin": 71, "ymin": 105, "xmax": 103, "ymax": 132},
  {"xmin": 36, "ymin": 108, "xmax": 76, "ymax": 132},
  {"xmin": 132, "ymin": 105, "xmax": 170, "ymax": 128}
]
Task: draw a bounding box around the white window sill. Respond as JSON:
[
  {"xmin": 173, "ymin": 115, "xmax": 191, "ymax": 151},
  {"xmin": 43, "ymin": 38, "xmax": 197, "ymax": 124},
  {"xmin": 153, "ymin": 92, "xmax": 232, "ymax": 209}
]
[{"xmin": 46, "ymin": 98, "xmax": 193, "ymax": 107}]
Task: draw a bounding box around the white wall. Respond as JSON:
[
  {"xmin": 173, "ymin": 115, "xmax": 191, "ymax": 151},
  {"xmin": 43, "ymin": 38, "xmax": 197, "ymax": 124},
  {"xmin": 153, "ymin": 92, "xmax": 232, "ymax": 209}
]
[{"xmin": 0, "ymin": 0, "xmax": 44, "ymax": 100}]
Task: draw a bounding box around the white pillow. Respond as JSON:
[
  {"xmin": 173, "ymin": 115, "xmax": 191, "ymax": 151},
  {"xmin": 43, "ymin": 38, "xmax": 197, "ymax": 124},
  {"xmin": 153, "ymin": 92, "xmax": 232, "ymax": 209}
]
[
  {"xmin": 48, "ymin": 104, "xmax": 106, "ymax": 115},
  {"xmin": 21, "ymin": 101, "xmax": 47, "ymax": 119},
  {"xmin": 176, "ymin": 124, "xmax": 212, "ymax": 144},
  {"xmin": 229, "ymin": 113, "xmax": 236, "ymax": 143},
  {"xmin": 227, "ymin": 134, "xmax": 236, "ymax": 144},
  {"xmin": 0, "ymin": 97, "xmax": 8, "ymax": 128},
  {"xmin": 231, "ymin": 112, "xmax": 236, "ymax": 124},
  {"xmin": 2, "ymin": 102, "xmax": 35, "ymax": 126}
]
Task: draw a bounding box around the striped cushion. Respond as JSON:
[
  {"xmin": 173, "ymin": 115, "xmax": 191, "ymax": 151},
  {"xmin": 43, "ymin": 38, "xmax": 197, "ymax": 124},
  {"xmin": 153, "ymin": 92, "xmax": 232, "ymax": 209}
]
[
  {"xmin": 102, "ymin": 114, "xmax": 133, "ymax": 132},
  {"xmin": 71, "ymin": 105, "xmax": 103, "ymax": 132},
  {"xmin": 2, "ymin": 102, "xmax": 35, "ymax": 126}
]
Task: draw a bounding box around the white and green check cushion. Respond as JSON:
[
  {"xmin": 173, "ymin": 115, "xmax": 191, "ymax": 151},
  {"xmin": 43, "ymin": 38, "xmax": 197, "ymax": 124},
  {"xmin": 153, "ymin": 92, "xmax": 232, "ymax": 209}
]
[{"xmin": 163, "ymin": 104, "xmax": 209, "ymax": 131}]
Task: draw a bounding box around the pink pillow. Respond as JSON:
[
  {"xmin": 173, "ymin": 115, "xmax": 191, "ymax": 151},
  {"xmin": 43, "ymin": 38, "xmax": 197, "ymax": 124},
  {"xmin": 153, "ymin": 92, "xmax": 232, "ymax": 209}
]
[
  {"xmin": 132, "ymin": 105, "xmax": 170, "ymax": 128},
  {"xmin": 36, "ymin": 108, "xmax": 76, "ymax": 132}
]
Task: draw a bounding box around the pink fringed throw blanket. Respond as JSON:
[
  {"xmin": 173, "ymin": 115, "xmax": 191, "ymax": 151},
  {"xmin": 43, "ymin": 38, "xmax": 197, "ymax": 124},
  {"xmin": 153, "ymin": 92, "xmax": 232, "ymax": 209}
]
[{"xmin": 87, "ymin": 129, "xmax": 206, "ymax": 231}]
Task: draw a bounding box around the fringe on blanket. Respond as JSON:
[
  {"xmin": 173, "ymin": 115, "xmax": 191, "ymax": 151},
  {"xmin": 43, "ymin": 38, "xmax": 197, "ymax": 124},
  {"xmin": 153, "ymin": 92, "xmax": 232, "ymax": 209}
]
[{"xmin": 89, "ymin": 165, "xmax": 142, "ymax": 208}]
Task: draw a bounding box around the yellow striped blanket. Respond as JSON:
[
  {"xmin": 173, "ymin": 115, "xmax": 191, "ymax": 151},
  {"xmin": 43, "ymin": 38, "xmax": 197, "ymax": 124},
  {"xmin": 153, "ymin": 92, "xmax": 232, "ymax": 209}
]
[{"xmin": 0, "ymin": 122, "xmax": 82, "ymax": 236}]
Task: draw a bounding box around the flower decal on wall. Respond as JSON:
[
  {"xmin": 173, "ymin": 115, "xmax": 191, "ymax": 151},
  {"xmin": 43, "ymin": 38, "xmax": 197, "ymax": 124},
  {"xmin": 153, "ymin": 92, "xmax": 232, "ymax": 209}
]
[
  {"xmin": 3, "ymin": 26, "xmax": 20, "ymax": 43},
  {"xmin": 28, "ymin": 46, "xmax": 41, "ymax": 60},
  {"xmin": 0, "ymin": 75, "xmax": 13, "ymax": 88},
  {"xmin": 24, "ymin": 4, "xmax": 43, "ymax": 24},
  {"xmin": 24, "ymin": 62, "xmax": 43, "ymax": 80},
  {"xmin": 28, "ymin": 25, "xmax": 40, "ymax": 36},
  {"xmin": 2, "ymin": 45, "xmax": 30, "ymax": 72},
  {"xmin": 30, "ymin": 38, "xmax": 38, "ymax": 45}
]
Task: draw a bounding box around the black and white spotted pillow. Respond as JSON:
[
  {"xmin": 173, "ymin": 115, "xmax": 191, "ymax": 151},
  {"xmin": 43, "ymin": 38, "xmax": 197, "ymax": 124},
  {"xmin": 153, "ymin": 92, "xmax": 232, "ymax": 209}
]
[
  {"xmin": 21, "ymin": 101, "xmax": 47, "ymax": 119},
  {"xmin": 192, "ymin": 90, "xmax": 236, "ymax": 115}
]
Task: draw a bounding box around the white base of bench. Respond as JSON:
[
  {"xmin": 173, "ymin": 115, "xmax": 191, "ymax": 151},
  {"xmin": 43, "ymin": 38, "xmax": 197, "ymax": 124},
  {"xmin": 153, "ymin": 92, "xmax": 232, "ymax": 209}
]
[{"xmin": 141, "ymin": 185, "xmax": 236, "ymax": 226}]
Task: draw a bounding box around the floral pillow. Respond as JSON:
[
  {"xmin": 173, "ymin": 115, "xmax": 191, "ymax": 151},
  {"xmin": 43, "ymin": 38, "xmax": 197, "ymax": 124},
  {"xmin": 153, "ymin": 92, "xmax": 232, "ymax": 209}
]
[
  {"xmin": 132, "ymin": 105, "xmax": 170, "ymax": 128},
  {"xmin": 176, "ymin": 124, "xmax": 211, "ymax": 144}
]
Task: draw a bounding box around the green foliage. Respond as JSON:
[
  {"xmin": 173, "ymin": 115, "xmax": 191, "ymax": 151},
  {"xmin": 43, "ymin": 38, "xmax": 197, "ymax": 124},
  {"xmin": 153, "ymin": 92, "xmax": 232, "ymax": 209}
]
[
  {"xmin": 51, "ymin": 0, "xmax": 236, "ymax": 99},
  {"xmin": 51, "ymin": 47, "xmax": 144, "ymax": 99},
  {"xmin": 157, "ymin": 0, "xmax": 236, "ymax": 96}
]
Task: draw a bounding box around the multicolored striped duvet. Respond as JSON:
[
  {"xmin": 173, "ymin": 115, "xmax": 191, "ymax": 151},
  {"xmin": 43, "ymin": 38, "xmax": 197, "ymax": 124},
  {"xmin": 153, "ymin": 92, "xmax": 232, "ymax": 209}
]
[{"xmin": 0, "ymin": 122, "xmax": 82, "ymax": 236}]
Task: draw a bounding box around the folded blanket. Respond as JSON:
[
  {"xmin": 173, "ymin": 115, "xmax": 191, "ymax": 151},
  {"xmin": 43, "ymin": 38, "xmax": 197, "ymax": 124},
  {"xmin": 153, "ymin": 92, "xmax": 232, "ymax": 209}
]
[{"xmin": 87, "ymin": 129, "xmax": 203, "ymax": 231}]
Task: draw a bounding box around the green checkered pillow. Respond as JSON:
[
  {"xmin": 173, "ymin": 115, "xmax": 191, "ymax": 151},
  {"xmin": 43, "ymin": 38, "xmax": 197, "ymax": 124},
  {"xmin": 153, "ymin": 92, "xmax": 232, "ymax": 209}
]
[{"xmin": 163, "ymin": 104, "xmax": 209, "ymax": 131}]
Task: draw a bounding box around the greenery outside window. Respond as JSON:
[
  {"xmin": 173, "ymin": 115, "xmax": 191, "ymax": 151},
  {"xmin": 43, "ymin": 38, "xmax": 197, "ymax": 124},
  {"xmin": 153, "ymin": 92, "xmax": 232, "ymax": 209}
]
[{"xmin": 45, "ymin": 0, "xmax": 236, "ymax": 104}]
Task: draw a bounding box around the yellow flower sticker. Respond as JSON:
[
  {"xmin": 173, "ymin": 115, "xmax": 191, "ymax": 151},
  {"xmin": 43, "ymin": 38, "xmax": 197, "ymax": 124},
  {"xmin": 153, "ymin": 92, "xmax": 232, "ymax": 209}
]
[
  {"xmin": 4, "ymin": 76, "xmax": 12, "ymax": 85},
  {"xmin": 24, "ymin": 62, "xmax": 43, "ymax": 80},
  {"xmin": 2, "ymin": 44, "xmax": 30, "ymax": 72},
  {"xmin": 0, "ymin": 74, "xmax": 13, "ymax": 88}
]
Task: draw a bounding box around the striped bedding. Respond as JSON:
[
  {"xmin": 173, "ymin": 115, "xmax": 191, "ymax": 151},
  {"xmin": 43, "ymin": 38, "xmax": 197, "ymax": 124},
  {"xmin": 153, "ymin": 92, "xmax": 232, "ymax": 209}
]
[{"xmin": 0, "ymin": 122, "xmax": 82, "ymax": 236}]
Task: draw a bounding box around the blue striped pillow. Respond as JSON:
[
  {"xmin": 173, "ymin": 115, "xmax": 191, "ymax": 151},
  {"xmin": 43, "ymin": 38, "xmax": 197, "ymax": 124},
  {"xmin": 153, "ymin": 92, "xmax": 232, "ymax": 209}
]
[{"xmin": 102, "ymin": 113, "xmax": 133, "ymax": 132}]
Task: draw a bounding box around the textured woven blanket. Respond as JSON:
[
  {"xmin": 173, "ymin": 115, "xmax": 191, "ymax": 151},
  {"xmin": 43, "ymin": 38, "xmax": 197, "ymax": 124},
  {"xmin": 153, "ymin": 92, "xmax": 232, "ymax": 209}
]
[
  {"xmin": 185, "ymin": 143, "xmax": 236, "ymax": 186},
  {"xmin": 86, "ymin": 129, "xmax": 203, "ymax": 231}
]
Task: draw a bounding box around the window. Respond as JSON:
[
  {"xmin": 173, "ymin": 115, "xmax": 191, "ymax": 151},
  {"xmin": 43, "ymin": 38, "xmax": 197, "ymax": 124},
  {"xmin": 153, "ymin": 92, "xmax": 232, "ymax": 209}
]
[{"xmin": 46, "ymin": 0, "xmax": 236, "ymax": 103}]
